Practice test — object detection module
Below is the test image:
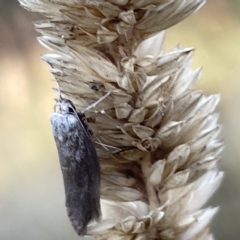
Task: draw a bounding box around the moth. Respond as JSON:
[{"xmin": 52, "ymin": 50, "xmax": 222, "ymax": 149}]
[{"xmin": 51, "ymin": 96, "xmax": 101, "ymax": 235}]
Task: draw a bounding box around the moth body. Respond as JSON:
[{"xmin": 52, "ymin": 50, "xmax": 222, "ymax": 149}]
[{"xmin": 51, "ymin": 98, "xmax": 101, "ymax": 235}]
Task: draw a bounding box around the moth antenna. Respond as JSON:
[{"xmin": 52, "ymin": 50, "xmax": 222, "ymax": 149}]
[
  {"xmin": 82, "ymin": 90, "xmax": 111, "ymax": 113},
  {"xmin": 55, "ymin": 80, "xmax": 62, "ymax": 101},
  {"xmin": 53, "ymin": 81, "xmax": 63, "ymax": 111}
]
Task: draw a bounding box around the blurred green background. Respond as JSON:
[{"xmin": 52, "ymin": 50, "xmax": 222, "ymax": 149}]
[{"xmin": 0, "ymin": 1, "xmax": 239, "ymax": 239}]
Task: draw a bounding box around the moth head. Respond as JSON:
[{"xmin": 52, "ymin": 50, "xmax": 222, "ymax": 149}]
[
  {"xmin": 53, "ymin": 81, "xmax": 77, "ymax": 115},
  {"xmin": 55, "ymin": 99, "xmax": 76, "ymax": 115}
]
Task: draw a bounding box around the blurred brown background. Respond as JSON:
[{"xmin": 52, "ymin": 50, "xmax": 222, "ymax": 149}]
[{"xmin": 0, "ymin": 1, "xmax": 239, "ymax": 239}]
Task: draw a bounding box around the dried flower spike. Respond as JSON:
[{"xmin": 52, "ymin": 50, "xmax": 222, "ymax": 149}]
[{"xmin": 19, "ymin": 0, "xmax": 223, "ymax": 239}]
